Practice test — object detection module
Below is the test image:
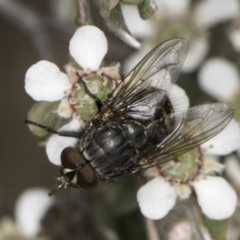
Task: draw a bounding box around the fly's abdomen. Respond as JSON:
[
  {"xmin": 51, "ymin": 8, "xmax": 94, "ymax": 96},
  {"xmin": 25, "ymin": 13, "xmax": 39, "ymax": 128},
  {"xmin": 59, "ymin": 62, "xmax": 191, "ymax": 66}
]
[{"xmin": 81, "ymin": 122, "xmax": 146, "ymax": 178}]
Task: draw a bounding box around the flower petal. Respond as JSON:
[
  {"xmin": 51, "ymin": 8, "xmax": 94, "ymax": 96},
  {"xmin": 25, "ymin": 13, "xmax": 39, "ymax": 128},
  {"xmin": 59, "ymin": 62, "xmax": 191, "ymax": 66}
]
[
  {"xmin": 58, "ymin": 97, "xmax": 74, "ymax": 118},
  {"xmin": 229, "ymin": 28, "xmax": 240, "ymax": 52},
  {"xmin": 202, "ymin": 119, "xmax": 240, "ymax": 155},
  {"xmin": 25, "ymin": 60, "xmax": 71, "ymax": 101},
  {"xmin": 15, "ymin": 188, "xmax": 54, "ymax": 237},
  {"xmin": 198, "ymin": 58, "xmax": 240, "ymax": 100},
  {"xmin": 192, "ymin": 176, "xmax": 237, "ymax": 220},
  {"xmin": 195, "ymin": 0, "xmax": 240, "ymax": 29},
  {"xmin": 225, "ymin": 155, "xmax": 240, "ymax": 187},
  {"xmin": 69, "ymin": 26, "xmax": 107, "ymax": 70},
  {"xmin": 201, "ymin": 157, "xmax": 224, "ymax": 175},
  {"xmin": 137, "ymin": 177, "xmax": 177, "ymax": 220},
  {"xmin": 169, "ymin": 84, "xmax": 189, "ymax": 113},
  {"xmin": 46, "ymin": 119, "xmax": 82, "ymax": 165}
]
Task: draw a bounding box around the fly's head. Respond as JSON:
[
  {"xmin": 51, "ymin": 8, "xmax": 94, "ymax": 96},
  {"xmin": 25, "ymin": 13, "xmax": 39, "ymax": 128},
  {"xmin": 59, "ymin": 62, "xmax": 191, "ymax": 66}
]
[{"xmin": 49, "ymin": 147, "xmax": 99, "ymax": 195}]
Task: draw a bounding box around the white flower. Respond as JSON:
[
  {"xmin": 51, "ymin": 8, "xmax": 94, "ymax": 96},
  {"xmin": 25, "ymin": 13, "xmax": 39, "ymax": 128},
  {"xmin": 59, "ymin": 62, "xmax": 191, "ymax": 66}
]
[
  {"xmin": 137, "ymin": 119, "xmax": 240, "ymax": 220},
  {"xmin": 194, "ymin": 0, "xmax": 240, "ymax": 29},
  {"xmin": 225, "ymin": 155, "xmax": 240, "ymax": 187},
  {"xmin": 137, "ymin": 177, "xmax": 177, "ymax": 220},
  {"xmin": 25, "ymin": 61, "xmax": 71, "ymax": 102},
  {"xmin": 201, "ymin": 119, "xmax": 240, "ymax": 155},
  {"xmin": 122, "ymin": 0, "xmax": 240, "ymax": 74},
  {"xmin": 46, "ymin": 118, "xmax": 82, "ymax": 165},
  {"xmin": 192, "ymin": 176, "xmax": 237, "ymax": 219},
  {"xmin": 69, "ymin": 26, "xmax": 107, "ymax": 70},
  {"xmin": 25, "ymin": 25, "xmax": 108, "ymax": 118},
  {"xmin": 15, "ymin": 188, "xmax": 54, "ymax": 237},
  {"xmin": 229, "ymin": 28, "xmax": 240, "ymax": 52},
  {"xmin": 198, "ymin": 58, "xmax": 240, "ymax": 101}
]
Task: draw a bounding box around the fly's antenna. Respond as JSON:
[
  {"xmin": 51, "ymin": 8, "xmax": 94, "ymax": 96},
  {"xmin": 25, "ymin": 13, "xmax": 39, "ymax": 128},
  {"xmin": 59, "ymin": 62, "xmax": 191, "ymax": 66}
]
[
  {"xmin": 25, "ymin": 119, "xmax": 59, "ymax": 134},
  {"xmin": 25, "ymin": 119, "xmax": 82, "ymax": 138}
]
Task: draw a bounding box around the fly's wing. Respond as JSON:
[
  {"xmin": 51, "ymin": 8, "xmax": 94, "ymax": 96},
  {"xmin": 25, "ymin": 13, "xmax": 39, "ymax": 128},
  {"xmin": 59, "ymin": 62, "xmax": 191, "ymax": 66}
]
[
  {"xmin": 136, "ymin": 103, "xmax": 234, "ymax": 169},
  {"xmin": 97, "ymin": 38, "xmax": 188, "ymax": 121}
]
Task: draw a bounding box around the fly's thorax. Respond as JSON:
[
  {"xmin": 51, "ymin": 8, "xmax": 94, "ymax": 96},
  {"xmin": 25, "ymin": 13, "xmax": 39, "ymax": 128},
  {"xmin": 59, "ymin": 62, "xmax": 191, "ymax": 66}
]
[
  {"xmin": 121, "ymin": 121, "xmax": 147, "ymax": 148},
  {"xmin": 92, "ymin": 104, "xmax": 115, "ymax": 125}
]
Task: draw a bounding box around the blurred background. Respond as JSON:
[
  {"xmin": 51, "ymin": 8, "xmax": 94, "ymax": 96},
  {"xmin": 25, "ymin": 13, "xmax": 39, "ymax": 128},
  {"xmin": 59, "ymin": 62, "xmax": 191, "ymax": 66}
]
[{"xmin": 1, "ymin": 0, "xmax": 240, "ymax": 239}]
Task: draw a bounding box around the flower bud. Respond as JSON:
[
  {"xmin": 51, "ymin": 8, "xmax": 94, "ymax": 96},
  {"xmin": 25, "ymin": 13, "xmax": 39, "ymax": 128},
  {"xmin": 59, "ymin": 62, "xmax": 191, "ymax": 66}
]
[{"xmin": 27, "ymin": 101, "xmax": 61, "ymax": 138}]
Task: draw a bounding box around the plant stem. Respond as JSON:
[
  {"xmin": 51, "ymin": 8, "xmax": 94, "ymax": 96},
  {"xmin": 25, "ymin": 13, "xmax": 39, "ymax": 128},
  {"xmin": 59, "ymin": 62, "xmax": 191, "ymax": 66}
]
[
  {"xmin": 144, "ymin": 217, "xmax": 160, "ymax": 240},
  {"xmin": 75, "ymin": 0, "xmax": 92, "ymax": 26}
]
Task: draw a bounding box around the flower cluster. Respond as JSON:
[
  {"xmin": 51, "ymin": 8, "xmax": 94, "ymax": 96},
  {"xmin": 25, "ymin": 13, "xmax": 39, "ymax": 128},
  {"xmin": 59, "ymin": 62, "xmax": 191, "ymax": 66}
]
[
  {"xmin": 25, "ymin": 24, "xmax": 240, "ymax": 225},
  {"xmin": 137, "ymin": 118, "xmax": 240, "ymax": 220},
  {"xmin": 0, "ymin": 188, "xmax": 52, "ymax": 239},
  {"xmin": 122, "ymin": 0, "xmax": 240, "ymax": 74},
  {"xmin": 120, "ymin": 0, "xmax": 240, "ymax": 222},
  {"xmin": 25, "ymin": 26, "xmax": 120, "ymax": 165}
]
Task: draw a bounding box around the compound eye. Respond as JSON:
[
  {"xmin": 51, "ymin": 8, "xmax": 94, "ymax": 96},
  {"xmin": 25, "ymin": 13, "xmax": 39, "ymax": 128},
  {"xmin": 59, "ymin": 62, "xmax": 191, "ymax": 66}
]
[
  {"xmin": 61, "ymin": 147, "xmax": 84, "ymax": 169},
  {"xmin": 60, "ymin": 147, "xmax": 99, "ymax": 189},
  {"xmin": 76, "ymin": 165, "xmax": 99, "ymax": 189}
]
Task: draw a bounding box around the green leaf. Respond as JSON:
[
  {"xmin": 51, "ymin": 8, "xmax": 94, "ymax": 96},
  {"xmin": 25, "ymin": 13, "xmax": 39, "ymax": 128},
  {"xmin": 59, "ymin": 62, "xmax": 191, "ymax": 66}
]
[
  {"xmin": 103, "ymin": 3, "xmax": 141, "ymax": 49},
  {"xmin": 203, "ymin": 216, "xmax": 228, "ymax": 240},
  {"xmin": 138, "ymin": 0, "xmax": 157, "ymax": 20},
  {"xmin": 100, "ymin": 0, "xmax": 119, "ymax": 18},
  {"xmin": 27, "ymin": 101, "xmax": 61, "ymax": 138}
]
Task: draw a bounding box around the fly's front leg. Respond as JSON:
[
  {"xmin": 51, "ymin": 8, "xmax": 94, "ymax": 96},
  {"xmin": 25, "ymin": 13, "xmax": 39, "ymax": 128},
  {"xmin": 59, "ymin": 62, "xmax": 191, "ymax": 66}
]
[
  {"xmin": 25, "ymin": 120, "xmax": 83, "ymax": 138},
  {"xmin": 76, "ymin": 72, "xmax": 103, "ymax": 111}
]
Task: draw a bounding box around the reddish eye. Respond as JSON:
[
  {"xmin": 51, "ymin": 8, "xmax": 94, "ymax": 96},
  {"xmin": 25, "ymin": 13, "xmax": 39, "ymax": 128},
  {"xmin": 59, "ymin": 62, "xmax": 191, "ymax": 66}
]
[
  {"xmin": 77, "ymin": 165, "xmax": 99, "ymax": 189},
  {"xmin": 60, "ymin": 147, "xmax": 99, "ymax": 189},
  {"xmin": 61, "ymin": 147, "xmax": 84, "ymax": 169}
]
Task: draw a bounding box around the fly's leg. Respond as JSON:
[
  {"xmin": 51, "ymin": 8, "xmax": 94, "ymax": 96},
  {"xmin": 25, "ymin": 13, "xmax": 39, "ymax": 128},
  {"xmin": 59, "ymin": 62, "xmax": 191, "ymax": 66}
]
[
  {"xmin": 76, "ymin": 72, "xmax": 102, "ymax": 111},
  {"xmin": 25, "ymin": 120, "xmax": 83, "ymax": 138}
]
